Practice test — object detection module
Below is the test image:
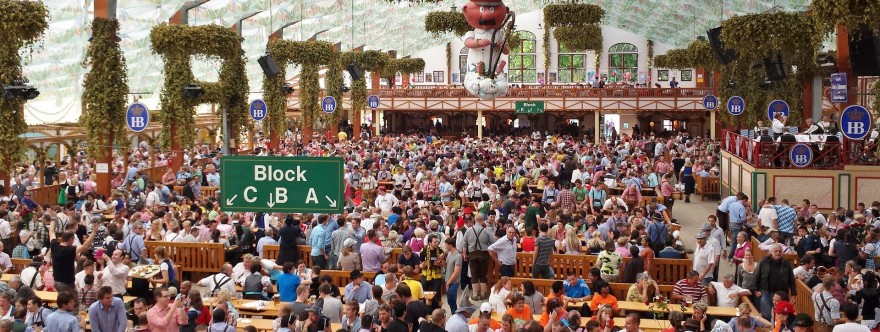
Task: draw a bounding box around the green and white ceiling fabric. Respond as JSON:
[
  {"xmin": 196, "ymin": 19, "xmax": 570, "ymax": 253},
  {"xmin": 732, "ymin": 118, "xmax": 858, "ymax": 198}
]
[{"xmin": 23, "ymin": 0, "xmax": 812, "ymax": 124}]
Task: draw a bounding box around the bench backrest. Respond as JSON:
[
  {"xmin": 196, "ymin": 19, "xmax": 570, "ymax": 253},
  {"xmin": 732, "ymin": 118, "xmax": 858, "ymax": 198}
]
[
  {"xmin": 145, "ymin": 241, "xmax": 226, "ymax": 274},
  {"xmin": 11, "ymin": 258, "xmax": 32, "ymax": 274},
  {"xmin": 514, "ymin": 253, "xmax": 690, "ymax": 284}
]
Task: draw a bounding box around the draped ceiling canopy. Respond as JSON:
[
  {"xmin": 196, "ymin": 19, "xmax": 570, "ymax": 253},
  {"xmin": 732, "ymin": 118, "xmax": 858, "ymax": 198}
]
[{"xmin": 22, "ymin": 0, "xmax": 812, "ymax": 124}]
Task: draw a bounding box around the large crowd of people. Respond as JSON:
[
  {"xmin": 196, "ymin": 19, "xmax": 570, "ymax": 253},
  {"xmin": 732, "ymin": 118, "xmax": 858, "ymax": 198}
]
[{"xmin": 0, "ymin": 128, "xmax": 876, "ymax": 332}]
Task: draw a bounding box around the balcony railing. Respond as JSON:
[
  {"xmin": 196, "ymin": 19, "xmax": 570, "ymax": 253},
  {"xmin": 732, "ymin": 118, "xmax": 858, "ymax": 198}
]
[
  {"xmin": 290, "ymin": 87, "xmax": 715, "ymax": 99},
  {"xmin": 721, "ymin": 130, "xmax": 844, "ymax": 170}
]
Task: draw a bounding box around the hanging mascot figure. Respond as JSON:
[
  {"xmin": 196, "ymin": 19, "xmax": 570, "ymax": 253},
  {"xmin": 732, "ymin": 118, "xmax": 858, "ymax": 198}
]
[{"xmin": 462, "ymin": 0, "xmax": 514, "ymax": 100}]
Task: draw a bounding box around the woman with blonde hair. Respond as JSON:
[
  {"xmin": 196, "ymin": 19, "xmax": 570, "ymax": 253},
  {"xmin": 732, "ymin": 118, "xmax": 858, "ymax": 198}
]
[
  {"xmin": 147, "ymin": 219, "xmax": 164, "ymax": 241},
  {"xmin": 586, "ymin": 231, "xmax": 605, "ymax": 255},
  {"xmin": 337, "ymin": 239, "xmax": 361, "ymax": 271},
  {"xmin": 560, "ymin": 229, "xmax": 582, "ymax": 254},
  {"xmin": 273, "ymin": 303, "xmax": 295, "ymax": 332},
  {"xmin": 489, "ymin": 276, "xmax": 513, "ymax": 315},
  {"xmin": 590, "ymin": 304, "xmax": 615, "ymax": 330}
]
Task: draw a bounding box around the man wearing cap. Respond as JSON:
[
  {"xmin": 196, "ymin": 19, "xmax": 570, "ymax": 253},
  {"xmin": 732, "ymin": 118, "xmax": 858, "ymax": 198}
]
[
  {"xmin": 792, "ymin": 313, "xmax": 814, "ymax": 332},
  {"xmin": 445, "ymin": 305, "xmax": 477, "ymax": 332},
  {"xmin": 772, "ymin": 301, "xmax": 796, "ymax": 332},
  {"xmin": 693, "ymin": 232, "xmax": 716, "ymax": 285},
  {"xmin": 701, "ymin": 221, "xmax": 723, "ymax": 282},
  {"xmin": 344, "ymin": 270, "xmax": 372, "ymax": 304},
  {"xmin": 468, "ymin": 302, "xmax": 502, "ymax": 330}
]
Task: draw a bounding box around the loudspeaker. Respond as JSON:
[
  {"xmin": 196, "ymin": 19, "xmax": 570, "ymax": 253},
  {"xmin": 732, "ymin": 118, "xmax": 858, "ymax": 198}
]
[
  {"xmin": 763, "ymin": 53, "xmax": 786, "ymax": 81},
  {"xmin": 258, "ymin": 54, "xmax": 280, "ymax": 78},
  {"xmin": 849, "ymin": 27, "xmax": 880, "ymax": 76},
  {"xmin": 347, "ymin": 62, "xmax": 362, "ymax": 81},
  {"xmin": 707, "ymin": 27, "xmax": 738, "ymax": 64}
]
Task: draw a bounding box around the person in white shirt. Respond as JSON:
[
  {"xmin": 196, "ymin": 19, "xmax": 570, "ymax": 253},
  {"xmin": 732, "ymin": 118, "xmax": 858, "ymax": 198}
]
[
  {"xmin": 232, "ymin": 254, "xmax": 255, "ymax": 285},
  {"xmin": 693, "ymin": 233, "xmax": 716, "ymax": 285},
  {"xmin": 757, "ymin": 202, "xmax": 778, "ymax": 231},
  {"xmin": 75, "ymin": 260, "xmax": 97, "ymax": 290},
  {"xmin": 771, "ymin": 113, "xmax": 787, "ymax": 139},
  {"xmin": 0, "ymin": 215, "xmax": 10, "ymax": 245},
  {"xmin": 792, "ymin": 255, "xmax": 815, "ymax": 282},
  {"xmin": 100, "ymin": 249, "xmax": 130, "ymax": 296},
  {"xmin": 198, "ymin": 263, "xmax": 236, "ymax": 297},
  {"xmin": 374, "ymin": 187, "xmax": 398, "ymax": 216},
  {"xmin": 832, "ymin": 302, "xmax": 870, "ymax": 332},
  {"xmin": 19, "ymin": 257, "xmax": 43, "ymax": 290},
  {"xmin": 708, "ymin": 275, "xmax": 751, "ymax": 307}
]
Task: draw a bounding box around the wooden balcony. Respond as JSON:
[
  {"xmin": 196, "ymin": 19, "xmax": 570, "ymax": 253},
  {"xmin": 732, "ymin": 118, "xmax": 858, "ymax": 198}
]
[{"xmin": 287, "ymin": 87, "xmax": 715, "ymax": 112}]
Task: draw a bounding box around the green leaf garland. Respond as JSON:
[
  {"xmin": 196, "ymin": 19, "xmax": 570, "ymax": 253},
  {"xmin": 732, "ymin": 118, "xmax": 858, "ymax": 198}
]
[
  {"xmin": 81, "ymin": 18, "xmax": 129, "ymax": 159},
  {"xmin": 424, "ymin": 11, "xmax": 471, "ymax": 37},
  {"xmin": 0, "ymin": 0, "xmax": 49, "ymax": 169},
  {"xmin": 150, "ymin": 23, "xmax": 247, "ymax": 150}
]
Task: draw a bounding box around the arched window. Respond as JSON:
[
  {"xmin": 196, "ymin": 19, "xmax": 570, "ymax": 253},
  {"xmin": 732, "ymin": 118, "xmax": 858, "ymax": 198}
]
[
  {"xmin": 557, "ymin": 44, "xmax": 586, "ymax": 83},
  {"xmin": 509, "ymin": 31, "xmax": 537, "ymax": 83},
  {"xmin": 459, "ymin": 47, "xmax": 468, "ymax": 83},
  {"xmin": 608, "ymin": 43, "xmax": 638, "ymax": 83}
]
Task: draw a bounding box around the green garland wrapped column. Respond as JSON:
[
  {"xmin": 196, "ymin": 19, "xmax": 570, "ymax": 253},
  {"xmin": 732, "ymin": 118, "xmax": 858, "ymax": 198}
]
[
  {"xmin": 0, "ymin": 0, "xmax": 49, "ymax": 181},
  {"xmin": 82, "ymin": 17, "xmax": 129, "ymax": 197}
]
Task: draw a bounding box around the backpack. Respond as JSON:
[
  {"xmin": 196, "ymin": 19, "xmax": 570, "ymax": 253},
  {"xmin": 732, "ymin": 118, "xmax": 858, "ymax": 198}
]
[{"xmin": 127, "ymin": 195, "xmax": 141, "ymax": 214}]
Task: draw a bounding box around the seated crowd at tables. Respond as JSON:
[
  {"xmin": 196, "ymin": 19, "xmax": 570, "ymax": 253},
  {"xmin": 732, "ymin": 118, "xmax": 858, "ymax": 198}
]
[{"xmin": 0, "ymin": 131, "xmax": 873, "ymax": 332}]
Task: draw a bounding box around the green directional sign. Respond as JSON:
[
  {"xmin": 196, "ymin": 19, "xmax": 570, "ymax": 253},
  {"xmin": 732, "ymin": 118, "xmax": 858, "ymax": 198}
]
[
  {"xmin": 220, "ymin": 156, "xmax": 344, "ymax": 213},
  {"xmin": 515, "ymin": 101, "xmax": 545, "ymax": 114}
]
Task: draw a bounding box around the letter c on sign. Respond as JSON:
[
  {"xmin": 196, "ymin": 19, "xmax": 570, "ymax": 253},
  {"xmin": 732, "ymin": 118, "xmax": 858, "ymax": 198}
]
[{"xmin": 244, "ymin": 186, "xmax": 257, "ymax": 203}]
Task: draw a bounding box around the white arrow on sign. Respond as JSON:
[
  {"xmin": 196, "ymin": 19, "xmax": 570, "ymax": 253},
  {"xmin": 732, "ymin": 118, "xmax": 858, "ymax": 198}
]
[
  {"xmin": 267, "ymin": 193, "xmax": 276, "ymax": 208},
  {"xmin": 325, "ymin": 195, "xmax": 337, "ymax": 208},
  {"xmin": 226, "ymin": 194, "xmax": 238, "ymax": 206}
]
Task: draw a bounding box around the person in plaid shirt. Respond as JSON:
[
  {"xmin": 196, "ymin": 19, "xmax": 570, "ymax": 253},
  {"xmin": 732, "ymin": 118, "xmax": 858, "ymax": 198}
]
[
  {"xmin": 79, "ymin": 274, "xmax": 98, "ymax": 312},
  {"xmin": 557, "ymin": 184, "xmax": 575, "ymax": 211},
  {"xmin": 771, "ymin": 198, "xmax": 798, "ymax": 244}
]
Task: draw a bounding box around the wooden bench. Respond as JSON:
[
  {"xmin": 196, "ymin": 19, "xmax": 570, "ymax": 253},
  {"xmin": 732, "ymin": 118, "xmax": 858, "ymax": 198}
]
[
  {"xmin": 264, "ymin": 245, "xmax": 691, "ymax": 284},
  {"xmin": 262, "ymin": 245, "xmax": 402, "ymax": 270},
  {"xmin": 144, "ymin": 241, "xmax": 225, "ymax": 274},
  {"xmin": 514, "ymin": 253, "xmax": 692, "ymax": 285},
  {"xmin": 750, "ymin": 238, "xmax": 799, "ymax": 267},
  {"xmin": 695, "ymin": 176, "xmax": 720, "ymax": 201},
  {"xmin": 11, "ymin": 258, "xmax": 31, "ymax": 274}
]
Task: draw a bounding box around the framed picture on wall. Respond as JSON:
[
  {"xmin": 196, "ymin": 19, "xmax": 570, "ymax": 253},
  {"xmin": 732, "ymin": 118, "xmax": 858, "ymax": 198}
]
[
  {"xmin": 425, "ymin": 73, "xmax": 432, "ymax": 82},
  {"xmin": 452, "ymin": 73, "xmax": 459, "ymax": 83},
  {"xmin": 549, "ymin": 72, "xmax": 557, "ymax": 83},
  {"xmin": 537, "ymin": 72, "xmax": 545, "ymax": 83},
  {"xmin": 433, "ymin": 71, "xmax": 444, "ymax": 83},
  {"xmin": 657, "ymin": 70, "xmax": 669, "ymax": 82},
  {"xmin": 681, "ymin": 69, "xmax": 693, "ymax": 81}
]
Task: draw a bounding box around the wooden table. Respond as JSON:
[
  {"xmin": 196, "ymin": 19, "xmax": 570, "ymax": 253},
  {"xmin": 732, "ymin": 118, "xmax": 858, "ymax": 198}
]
[
  {"xmin": 208, "ymin": 298, "xmax": 283, "ymax": 317},
  {"xmin": 236, "ymin": 317, "xmax": 275, "ymax": 331},
  {"xmin": 567, "ymin": 300, "xmax": 740, "ymax": 317},
  {"xmin": 36, "ymin": 290, "xmax": 136, "ymax": 305},
  {"xmin": 487, "ymin": 313, "xmax": 666, "ymax": 332}
]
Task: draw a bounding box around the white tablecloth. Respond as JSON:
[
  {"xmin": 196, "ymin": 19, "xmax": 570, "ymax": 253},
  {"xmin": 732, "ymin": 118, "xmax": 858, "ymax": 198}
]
[{"xmin": 753, "ymin": 134, "xmax": 827, "ymax": 143}]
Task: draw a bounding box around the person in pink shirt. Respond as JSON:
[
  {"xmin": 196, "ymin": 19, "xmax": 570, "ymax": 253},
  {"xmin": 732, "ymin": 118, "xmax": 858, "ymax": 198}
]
[{"xmin": 147, "ymin": 287, "xmax": 187, "ymax": 332}]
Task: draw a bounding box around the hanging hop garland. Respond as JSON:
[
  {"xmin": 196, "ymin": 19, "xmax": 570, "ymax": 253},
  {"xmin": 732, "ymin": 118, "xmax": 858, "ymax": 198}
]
[
  {"xmin": 81, "ymin": 18, "xmax": 130, "ymax": 159},
  {"xmin": 0, "ymin": 0, "xmax": 49, "ymax": 169}
]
